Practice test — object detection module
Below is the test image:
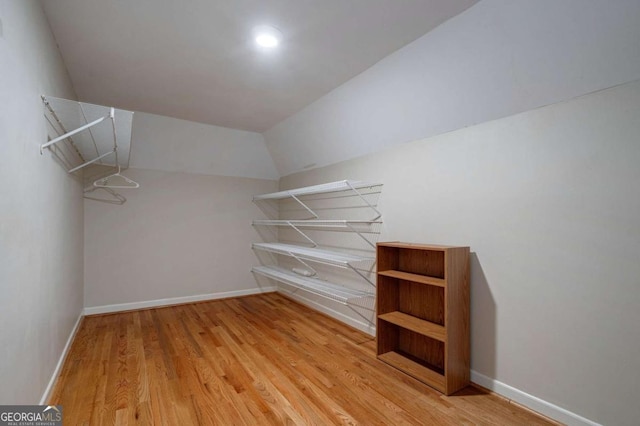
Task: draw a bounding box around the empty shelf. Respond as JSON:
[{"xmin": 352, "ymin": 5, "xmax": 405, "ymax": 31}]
[
  {"xmin": 378, "ymin": 312, "xmax": 446, "ymax": 342},
  {"xmin": 252, "ymin": 266, "xmax": 373, "ymax": 305},
  {"xmin": 253, "ymin": 219, "xmax": 381, "ymax": 230},
  {"xmin": 252, "ymin": 243, "xmax": 374, "ymax": 267},
  {"xmin": 253, "ymin": 180, "xmax": 382, "ymax": 201},
  {"xmin": 378, "ymin": 270, "xmax": 445, "ymax": 287},
  {"xmin": 378, "ymin": 351, "xmax": 445, "ymax": 391}
]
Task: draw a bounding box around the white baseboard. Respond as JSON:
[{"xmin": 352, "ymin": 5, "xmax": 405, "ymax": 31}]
[
  {"xmin": 471, "ymin": 370, "xmax": 600, "ymax": 426},
  {"xmin": 275, "ymin": 290, "xmax": 599, "ymax": 425},
  {"xmin": 276, "ymin": 288, "xmax": 376, "ymax": 336},
  {"xmin": 83, "ymin": 286, "xmax": 277, "ymax": 316},
  {"xmin": 39, "ymin": 313, "xmax": 83, "ymax": 405}
]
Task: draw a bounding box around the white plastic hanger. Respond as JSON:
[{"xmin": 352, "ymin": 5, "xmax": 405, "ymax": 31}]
[
  {"xmin": 83, "ymin": 187, "xmax": 127, "ymax": 205},
  {"xmin": 93, "ymin": 165, "xmax": 139, "ymax": 189}
]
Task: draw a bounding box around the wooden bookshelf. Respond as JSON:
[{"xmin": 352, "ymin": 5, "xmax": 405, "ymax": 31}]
[{"xmin": 376, "ymin": 242, "xmax": 470, "ymax": 395}]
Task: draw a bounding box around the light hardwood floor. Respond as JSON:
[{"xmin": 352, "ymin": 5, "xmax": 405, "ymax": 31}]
[{"xmin": 51, "ymin": 293, "xmax": 556, "ymax": 425}]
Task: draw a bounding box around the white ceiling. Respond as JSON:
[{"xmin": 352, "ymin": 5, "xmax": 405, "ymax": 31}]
[{"xmin": 42, "ymin": 0, "xmax": 477, "ymax": 133}]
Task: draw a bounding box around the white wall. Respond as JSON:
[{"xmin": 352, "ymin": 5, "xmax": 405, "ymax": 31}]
[
  {"xmin": 280, "ymin": 80, "xmax": 640, "ymax": 426},
  {"xmin": 265, "ymin": 0, "xmax": 640, "ymax": 177},
  {"xmin": 0, "ymin": 0, "xmax": 82, "ymax": 404},
  {"xmin": 266, "ymin": 3, "xmax": 640, "ymax": 421},
  {"xmin": 130, "ymin": 112, "xmax": 279, "ymax": 180},
  {"xmin": 84, "ymin": 169, "xmax": 277, "ymax": 309},
  {"xmin": 85, "ymin": 111, "xmax": 279, "ymax": 310}
]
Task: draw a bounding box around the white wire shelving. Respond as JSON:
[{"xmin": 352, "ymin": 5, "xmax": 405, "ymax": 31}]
[
  {"xmin": 252, "ymin": 180, "xmax": 381, "ymax": 200},
  {"xmin": 252, "ymin": 242, "xmax": 373, "ymax": 266},
  {"xmin": 41, "ymin": 95, "xmax": 139, "ymax": 203},
  {"xmin": 252, "ymin": 180, "xmax": 383, "ymax": 313},
  {"xmin": 252, "ymin": 219, "xmax": 381, "ymax": 228},
  {"xmin": 253, "ymin": 180, "xmax": 382, "ymax": 220},
  {"xmin": 252, "ymin": 219, "xmax": 381, "ymax": 248},
  {"xmin": 40, "ymin": 95, "xmax": 134, "ymax": 173},
  {"xmin": 252, "ymin": 242, "xmax": 376, "ymax": 286},
  {"xmin": 252, "ymin": 266, "xmax": 374, "ymax": 306}
]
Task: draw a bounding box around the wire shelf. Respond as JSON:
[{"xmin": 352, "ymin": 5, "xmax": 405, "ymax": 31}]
[
  {"xmin": 253, "ymin": 219, "xmax": 381, "ymax": 230},
  {"xmin": 252, "ymin": 180, "xmax": 382, "ymax": 201},
  {"xmin": 252, "ymin": 243, "xmax": 373, "ymax": 267},
  {"xmin": 41, "ymin": 95, "xmax": 134, "ymax": 172},
  {"xmin": 252, "ymin": 266, "xmax": 374, "ymax": 305}
]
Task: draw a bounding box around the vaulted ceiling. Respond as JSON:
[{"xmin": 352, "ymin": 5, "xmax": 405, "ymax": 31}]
[{"xmin": 42, "ymin": 0, "xmax": 477, "ymax": 132}]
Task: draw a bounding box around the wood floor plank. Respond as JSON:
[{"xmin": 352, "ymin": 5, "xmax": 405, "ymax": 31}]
[{"xmin": 50, "ymin": 293, "xmax": 557, "ymax": 425}]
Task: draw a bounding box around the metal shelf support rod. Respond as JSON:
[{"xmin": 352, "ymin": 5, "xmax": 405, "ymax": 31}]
[
  {"xmin": 67, "ymin": 148, "xmax": 115, "ymax": 173},
  {"xmin": 41, "ymin": 115, "xmax": 107, "ymax": 154},
  {"xmin": 287, "ymin": 221, "xmax": 318, "ymax": 247},
  {"xmin": 290, "ymin": 194, "xmax": 319, "ymax": 219},
  {"xmin": 345, "ymin": 222, "xmax": 376, "ymax": 249},
  {"xmin": 347, "ymin": 181, "xmax": 382, "ymax": 220}
]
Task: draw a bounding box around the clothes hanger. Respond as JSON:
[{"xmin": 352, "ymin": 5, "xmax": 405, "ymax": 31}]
[
  {"xmin": 83, "ymin": 187, "xmax": 127, "ymax": 205},
  {"xmin": 93, "ymin": 165, "xmax": 140, "ymax": 189}
]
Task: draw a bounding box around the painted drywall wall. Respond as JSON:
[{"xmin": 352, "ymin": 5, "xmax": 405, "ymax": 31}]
[
  {"xmin": 265, "ymin": 0, "xmax": 640, "ymax": 176},
  {"xmin": 280, "ymin": 80, "xmax": 640, "ymax": 426},
  {"xmin": 84, "ymin": 169, "xmax": 277, "ymax": 309},
  {"xmin": 129, "ymin": 112, "xmax": 279, "ymax": 180},
  {"xmin": 0, "ymin": 0, "xmax": 82, "ymax": 404}
]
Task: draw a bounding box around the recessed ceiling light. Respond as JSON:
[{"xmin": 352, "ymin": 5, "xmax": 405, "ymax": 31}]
[{"xmin": 253, "ymin": 25, "xmax": 282, "ymax": 48}]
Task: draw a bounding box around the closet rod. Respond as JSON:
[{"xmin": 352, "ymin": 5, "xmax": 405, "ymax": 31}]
[{"xmin": 40, "ymin": 109, "xmax": 113, "ymax": 154}]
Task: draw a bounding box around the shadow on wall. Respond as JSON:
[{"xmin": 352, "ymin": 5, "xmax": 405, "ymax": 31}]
[{"xmin": 470, "ymin": 252, "xmax": 496, "ymax": 380}]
